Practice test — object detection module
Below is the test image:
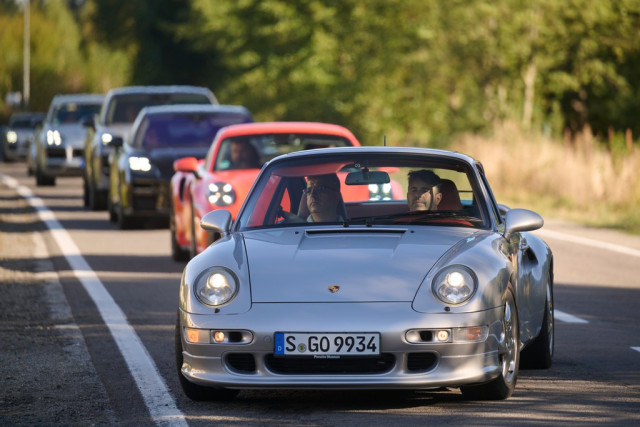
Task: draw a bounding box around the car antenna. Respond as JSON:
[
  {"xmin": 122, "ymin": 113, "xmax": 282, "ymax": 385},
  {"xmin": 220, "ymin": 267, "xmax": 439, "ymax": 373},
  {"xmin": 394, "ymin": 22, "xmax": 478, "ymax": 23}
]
[{"xmin": 383, "ymin": 135, "xmax": 386, "ymax": 146}]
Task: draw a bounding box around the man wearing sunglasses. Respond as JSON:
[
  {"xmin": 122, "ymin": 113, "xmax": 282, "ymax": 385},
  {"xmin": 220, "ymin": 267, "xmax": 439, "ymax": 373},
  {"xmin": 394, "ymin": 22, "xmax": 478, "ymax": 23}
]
[{"xmin": 304, "ymin": 174, "xmax": 344, "ymax": 222}]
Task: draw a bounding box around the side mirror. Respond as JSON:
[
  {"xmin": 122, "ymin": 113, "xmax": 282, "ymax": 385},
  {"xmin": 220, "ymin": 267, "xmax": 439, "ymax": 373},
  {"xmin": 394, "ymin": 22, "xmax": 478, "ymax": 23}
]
[
  {"xmin": 200, "ymin": 209, "xmax": 232, "ymax": 236},
  {"xmin": 108, "ymin": 136, "xmax": 124, "ymax": 148},
  {"xmin": 173, "ymin": 156, "xmax": 199, "ymax": 174},
  {"xmin": 503, "ymin": 208, "xmax": 543, "ymax": 240},
  {"xmin": 81, "ymin": 115, "xmax": 95, "ymax": 129}
]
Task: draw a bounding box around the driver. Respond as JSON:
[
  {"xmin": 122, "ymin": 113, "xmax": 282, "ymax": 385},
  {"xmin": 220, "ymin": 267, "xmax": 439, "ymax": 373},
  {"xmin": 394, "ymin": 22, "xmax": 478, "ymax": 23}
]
[
  {"xmin": 407, "ymin": 169, "xmax": 442, "ymax": 211},
  {"xmin": 304, "ymin": 174, "xmax": 344, "ymax": 222}
]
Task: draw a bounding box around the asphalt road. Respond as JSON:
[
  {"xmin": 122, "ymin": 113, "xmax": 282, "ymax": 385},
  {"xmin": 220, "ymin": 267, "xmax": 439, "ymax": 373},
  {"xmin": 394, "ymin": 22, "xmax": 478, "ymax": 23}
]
[{"xmin": 1, "ymin": 161, "xmax": 639, "ymax": 426}]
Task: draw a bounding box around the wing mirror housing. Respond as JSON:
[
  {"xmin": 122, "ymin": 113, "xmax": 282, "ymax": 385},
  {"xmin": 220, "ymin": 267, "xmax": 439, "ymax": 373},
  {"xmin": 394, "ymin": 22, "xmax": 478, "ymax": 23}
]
[
  {"xmin": 108, "ymin": 136, "xmax": 124, "ymax": 148},
  {"xmin": 173, "ymin": 156, "xmax": 199, "ymax": 175},
  {"xmin": 503, "ymin": 208, "xmax": 543, "ymax": 240},
  {"xmin": 201, "ymin": 209, "xmax": 232, "ymax": 236},
  {"xmin": 81, "ymin": 115, "xmax": 95, "ymax": 129}
]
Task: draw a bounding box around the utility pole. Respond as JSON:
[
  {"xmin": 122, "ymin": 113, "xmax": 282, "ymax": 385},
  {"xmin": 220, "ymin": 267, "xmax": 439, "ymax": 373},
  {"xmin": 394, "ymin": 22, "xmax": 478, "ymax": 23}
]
[{"xmin": 23, "ymin": 0, "xmax": 30, "ymax": 110}]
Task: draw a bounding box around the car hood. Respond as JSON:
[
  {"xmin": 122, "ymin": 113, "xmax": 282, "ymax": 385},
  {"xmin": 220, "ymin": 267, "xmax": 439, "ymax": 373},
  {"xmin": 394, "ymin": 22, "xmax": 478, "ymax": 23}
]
[
  {"xmin": 244, "ymin": 226, "xmax": 478, "ymax": 303},
  {"xmin": 103, "ymin": 123, "xmax": 132, "ymax": 138}
]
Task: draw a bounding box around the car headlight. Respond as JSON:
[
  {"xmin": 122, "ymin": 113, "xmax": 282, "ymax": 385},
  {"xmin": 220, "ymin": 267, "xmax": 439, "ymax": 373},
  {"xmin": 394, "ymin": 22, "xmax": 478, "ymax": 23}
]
[
  {"xmin": 101, "ymin": 132, "xmax": 114, "ymax": 145},
  {"xmin": 368, "ymin": 183, "xmax": 392, "ymax": 201},
  {"xmin": 207, "ymin": 182, "xmax": 236, "ymax": 206},
  {"xmin": 129, "ymin": 156, "xmax": 152, "ymax": 172},
  {"xmin": 46, "ymin": 130, "xmax": 62, "ymax": 146},
  {"xmin": 194, "ymin": 267, "xmax": 238, "ymax": 306},
  {"xmin": 6, "ymin": 131, "xmax": 18, "ymax": 144},
  {"xmin": 432, "ymin": 265, "xmax": 477, "ymax": 305}
]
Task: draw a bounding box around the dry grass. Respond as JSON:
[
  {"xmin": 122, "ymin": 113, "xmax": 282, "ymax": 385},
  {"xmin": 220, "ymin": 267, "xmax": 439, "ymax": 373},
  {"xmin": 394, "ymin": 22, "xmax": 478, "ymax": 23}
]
[{"xmin": 451, "ymin": 122, "xmax": 640, "ymax": 234}]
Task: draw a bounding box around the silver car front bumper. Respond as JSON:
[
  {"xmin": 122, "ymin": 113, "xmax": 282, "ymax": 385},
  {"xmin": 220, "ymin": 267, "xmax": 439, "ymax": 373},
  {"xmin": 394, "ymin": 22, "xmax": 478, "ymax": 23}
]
[{"xmin": 179, "ymin": 302, "xmax": 505, "ymax": 390}]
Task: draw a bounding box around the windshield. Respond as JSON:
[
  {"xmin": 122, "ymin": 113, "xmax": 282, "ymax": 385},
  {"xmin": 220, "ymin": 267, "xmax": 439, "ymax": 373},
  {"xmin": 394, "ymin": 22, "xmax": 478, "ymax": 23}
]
[
  {"xmin": 236, "ymin": 151, "xmax": 489, "ymax": 231},
  {"xmin": 209, "ymin": 132, "xmax": 354, "ymax": 172},
  {"xmin": 51, "ymin": 102, "xmax": 101, "ymax": 125},
  {"xmin": 133, "ymin": 112, "xmax": 252, "ymax": 149},
  {"xmin": 106, "ymin": 93, "xmax": 212, "ymax": 125}
]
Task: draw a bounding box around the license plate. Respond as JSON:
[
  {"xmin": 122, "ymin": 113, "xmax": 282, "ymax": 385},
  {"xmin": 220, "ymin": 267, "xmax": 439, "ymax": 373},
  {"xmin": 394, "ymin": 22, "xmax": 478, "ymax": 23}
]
[{"xmin": 274, "ymin": 332, "xmax": 380, "ymax": 356}]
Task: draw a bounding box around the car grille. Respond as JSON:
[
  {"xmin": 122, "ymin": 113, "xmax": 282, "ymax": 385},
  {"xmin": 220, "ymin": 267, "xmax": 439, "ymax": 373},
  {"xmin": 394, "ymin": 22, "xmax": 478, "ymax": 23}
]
[
  {"xmin": 406, "ymin": 353, "xmax": 438, "ymax": 372},
  {"xmin": 46, "ymin": 147, "xmax": 83, "ymax": 159},
  {"xmin": 132, "ymin": 195, "xmax": 157, "ymax": 211},
  {"xmin": 264, "ymin": 353, "xmax": 395, "ymax": 375}
]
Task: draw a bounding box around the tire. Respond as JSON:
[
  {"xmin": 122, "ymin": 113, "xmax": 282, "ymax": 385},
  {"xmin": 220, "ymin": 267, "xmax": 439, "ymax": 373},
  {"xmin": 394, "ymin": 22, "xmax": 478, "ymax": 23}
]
[
  {"xmin": 107, "ymin": 193, "xmax": 117, "ymax": 223},
  {"xmin": 461, "ymin": 288, "xmax": 519, "ymax": 400},
  {"xmin": 89, "ymin": 181, "xmax": 107, "ymax": 211},
  {"xmin": 82, "ymin": 178, "xmax": 90, "ymax": 207},
  {"xmin": 189, "ymin": 203, "xmax": 198, "ymax": 259},
  {"xmin": 520, "ymin": 273, "xmax": 554, "ymax": 369},
  {"xmin": 174, "ymin": 312, "xmax": 240, "ymax": 401},
  {"xmin": 35, "ymin": 167, "xmax": 55, "ymax": 186},
  {"xmin": 170, "ymin": 206, "xmax": 189, "ymax": 261},
  {"xmin": 117, "ymin": 196, "xmax": 135, "ymax": 230}
]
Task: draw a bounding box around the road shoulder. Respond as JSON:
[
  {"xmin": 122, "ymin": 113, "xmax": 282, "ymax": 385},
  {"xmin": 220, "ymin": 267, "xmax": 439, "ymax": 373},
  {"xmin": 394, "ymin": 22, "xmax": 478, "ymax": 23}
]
[{"xmin": 0, "ymin": 181, "xmax": 117, "ymax": 425}]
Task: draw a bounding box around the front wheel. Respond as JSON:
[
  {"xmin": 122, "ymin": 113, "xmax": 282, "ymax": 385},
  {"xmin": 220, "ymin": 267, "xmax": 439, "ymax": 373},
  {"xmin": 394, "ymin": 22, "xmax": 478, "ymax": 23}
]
[
  {"xmin": 35, "ymin": 167, "xmax": 55, "ymax": 186},
  {"xmin": 170, "ymin": 205, "xmax": 189, "ymax": 261},
  {"xmin": 461, "ymin": 288, "xmax": 519, "ymax": 400},
  {"xmin": 174, "ymin": 312, "xmax": 240, "ymax": 401},
  {"xmin": 117, "ymin": 196, "xmax": 136, "ymax": 229},
  {"xmin": 189, "ymin": 203, "xmax": 198, "ymax": 259},
  {"xmin": 520, "ymin": 273, "xmax": 554, "ymax": 369}
]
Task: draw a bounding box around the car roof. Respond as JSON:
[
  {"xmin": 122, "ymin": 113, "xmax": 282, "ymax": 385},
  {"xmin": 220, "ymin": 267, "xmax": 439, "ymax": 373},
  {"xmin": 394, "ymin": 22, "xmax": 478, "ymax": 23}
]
[
  {"xmin": 264, "ymin": 145, "xmax": 478, "ymax": 166},
  {"xmin": 105, "ymin": 85, "xmax": 217, "ymax": 103},
  {"xmin": 214, "ymin": 121, "xmax": 360, "ymax": 142},
  {"xmin": 9, "ymin": 111, "xmax": 45, "ymax": 120},
  {"xmin": 136, "ymin": 104, "xmax": 251, "ymax": 117},
  {"xmin": 49, "ymin": 93, "xmax": 105, "ymax": 105}
]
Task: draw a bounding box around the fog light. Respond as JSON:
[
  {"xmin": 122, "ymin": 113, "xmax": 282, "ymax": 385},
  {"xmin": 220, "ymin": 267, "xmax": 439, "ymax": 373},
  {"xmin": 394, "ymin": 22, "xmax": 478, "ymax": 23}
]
[
  {"xmin": 436, "ymin": 330, "xmax": 450, "ymax": 342},
  {"xmin": 185, "ymin": 327, "xmax": 210, "ymax": 344},
  {"xmin": 213, "ymin": 331, "xmax": 226, "ymax": 343}
]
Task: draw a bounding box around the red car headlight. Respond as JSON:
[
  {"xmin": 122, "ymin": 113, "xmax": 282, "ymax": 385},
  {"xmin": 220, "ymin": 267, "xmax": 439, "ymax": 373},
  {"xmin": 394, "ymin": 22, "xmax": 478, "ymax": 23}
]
[{"xmin": 207, "ymin": 182, "xmax": 236, "ymax": 206}]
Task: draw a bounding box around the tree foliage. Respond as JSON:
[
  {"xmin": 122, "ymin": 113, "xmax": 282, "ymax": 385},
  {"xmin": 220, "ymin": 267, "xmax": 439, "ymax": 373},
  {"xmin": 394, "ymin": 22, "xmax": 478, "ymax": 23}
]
[{"xmin": 1, "ymin": 0, "xmax": 639, "ymax": 147}]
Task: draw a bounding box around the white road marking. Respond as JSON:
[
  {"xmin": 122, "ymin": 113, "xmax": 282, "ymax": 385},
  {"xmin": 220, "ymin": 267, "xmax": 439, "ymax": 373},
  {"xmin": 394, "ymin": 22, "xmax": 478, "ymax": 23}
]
[
  {"xmin": 555, "ymin": 309, "xmax": 589, "ymax": 324},
  {"xmin": 632, "ymin": 347, "xmax": 640, "ymax": 353},
  {"xmin": 1, "ymin": 175, "xmax": 187, "ymax": 427},
  {"xmin": 537, "ymin": 228, "xmax": 640, "ymax": 258}
]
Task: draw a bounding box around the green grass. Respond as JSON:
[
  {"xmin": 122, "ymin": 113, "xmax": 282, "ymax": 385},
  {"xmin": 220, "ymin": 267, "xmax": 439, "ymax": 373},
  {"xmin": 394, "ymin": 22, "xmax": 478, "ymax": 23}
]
[{"xmin": 450, "ymin": 123, "xmax": 640, "ymax": 235}]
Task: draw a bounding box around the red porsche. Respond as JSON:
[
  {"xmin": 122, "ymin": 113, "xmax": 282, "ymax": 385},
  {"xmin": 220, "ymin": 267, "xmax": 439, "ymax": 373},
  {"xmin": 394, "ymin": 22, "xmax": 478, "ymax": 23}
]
[{"xmin": 169, "ymin": 122, "xmax": 364, "ymax": 260}]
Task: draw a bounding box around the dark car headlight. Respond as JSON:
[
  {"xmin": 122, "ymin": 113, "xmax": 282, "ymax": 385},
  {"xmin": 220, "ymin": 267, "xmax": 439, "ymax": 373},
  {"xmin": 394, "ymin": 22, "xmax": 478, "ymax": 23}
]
[
  {"xmin": 194, "ymin": 267, "xmax": 238, "ymax": 306},
  {"xmin": 101, "ymin": 132, "xmax": 114, "ymax": 145},
  {"xmin": 6, "ymin": 131, "xmax": 18, "ymax": 144},
  {"xmin": 432, "ymin": 265, "xmax": 477, "ymax": 305},
  {"xmin": 207, "ymin": 182, "xmax": 236, "ymax": 206},
  {"xmin": 128, "ymin": 156, "xmax": 152, "ymax": 172}
]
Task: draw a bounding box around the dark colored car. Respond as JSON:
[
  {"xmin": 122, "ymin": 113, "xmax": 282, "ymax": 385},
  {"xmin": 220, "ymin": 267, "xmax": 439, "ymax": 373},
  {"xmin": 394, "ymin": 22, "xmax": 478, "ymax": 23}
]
[
  {"xmin": 33, "ymin": 94, "xmax": 104, "ymax": 186},
  {"xmin": 83, "ymin": 85, "xmax": 217, "ymax": 210},
  {"xmin": 107, "ymin": 104, "xmax": 253, "ymax": 229},
  {"xmin": 2, "ymin": 112, "xmax": 45, "ymax": 162}
]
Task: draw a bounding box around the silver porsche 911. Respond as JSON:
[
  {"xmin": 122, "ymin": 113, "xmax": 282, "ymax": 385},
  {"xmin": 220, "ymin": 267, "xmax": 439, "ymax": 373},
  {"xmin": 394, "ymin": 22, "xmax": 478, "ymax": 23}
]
[{"xmin": 175, "ymin": 146, "xmax": 554, "ymax": 401}]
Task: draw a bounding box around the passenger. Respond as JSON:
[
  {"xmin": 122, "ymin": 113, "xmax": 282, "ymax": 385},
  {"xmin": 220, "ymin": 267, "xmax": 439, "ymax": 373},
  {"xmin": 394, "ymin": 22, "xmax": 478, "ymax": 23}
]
[
  {"xmin": 407, "ymin": 169, "xmax": 442, "ymax": 211},
  {"xmin": 304, "ymin": 174, "xmax": 344, "ymax": 222}
]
